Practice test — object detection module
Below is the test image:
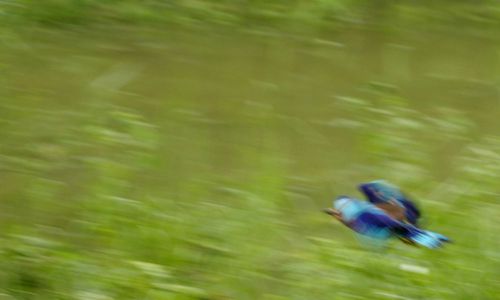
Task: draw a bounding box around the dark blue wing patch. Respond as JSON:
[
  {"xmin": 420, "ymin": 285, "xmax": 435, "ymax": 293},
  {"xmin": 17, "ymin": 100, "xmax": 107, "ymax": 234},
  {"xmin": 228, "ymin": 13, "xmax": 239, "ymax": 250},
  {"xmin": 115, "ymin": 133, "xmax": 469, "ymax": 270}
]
[{"xmin": 359, "ymin": 180, "xmax": 421, "ymax": 225}]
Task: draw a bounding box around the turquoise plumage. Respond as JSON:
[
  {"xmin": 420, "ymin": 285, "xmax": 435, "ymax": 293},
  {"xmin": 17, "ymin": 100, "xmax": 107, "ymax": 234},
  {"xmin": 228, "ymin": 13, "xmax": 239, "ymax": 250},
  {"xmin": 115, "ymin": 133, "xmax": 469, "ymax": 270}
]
[{"xmin": 328, "ymin": 196, "xmax": 450, "ymax": 249}]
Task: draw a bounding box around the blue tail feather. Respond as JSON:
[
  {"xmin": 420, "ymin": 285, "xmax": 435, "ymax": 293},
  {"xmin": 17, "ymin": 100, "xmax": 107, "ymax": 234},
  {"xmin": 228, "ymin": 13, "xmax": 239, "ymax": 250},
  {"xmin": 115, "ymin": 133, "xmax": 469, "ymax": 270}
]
[{"xmin": 403, "ymin": 229, "xmax": 451, "ymax": 249}]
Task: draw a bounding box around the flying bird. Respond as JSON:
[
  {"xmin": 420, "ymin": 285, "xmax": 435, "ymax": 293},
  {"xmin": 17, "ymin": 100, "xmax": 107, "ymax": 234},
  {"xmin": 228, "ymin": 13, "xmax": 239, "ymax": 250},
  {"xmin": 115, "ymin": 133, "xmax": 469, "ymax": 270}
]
[{"xmin": 324, "ymin": 196, "xmax": 450, "ymax": 249}]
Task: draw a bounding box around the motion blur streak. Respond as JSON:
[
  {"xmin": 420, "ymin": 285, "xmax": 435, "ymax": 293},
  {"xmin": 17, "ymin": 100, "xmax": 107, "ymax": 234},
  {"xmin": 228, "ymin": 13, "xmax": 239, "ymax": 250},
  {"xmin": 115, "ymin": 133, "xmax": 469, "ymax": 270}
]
[{"xmin": 0, "ymin": 1, "xmax": 498, "ymax": 299}]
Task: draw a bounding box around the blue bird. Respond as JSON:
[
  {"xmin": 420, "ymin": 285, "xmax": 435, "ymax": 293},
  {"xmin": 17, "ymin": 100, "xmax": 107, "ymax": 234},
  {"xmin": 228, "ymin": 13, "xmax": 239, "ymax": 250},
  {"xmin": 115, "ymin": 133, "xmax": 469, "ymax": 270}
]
[
  {"xmin": 324, "ymin": 196, "xmax": 450, "ymax": 249},
  {"xmin": 359, "ymin": 180, "xmax": 421, "ymax": 226}
]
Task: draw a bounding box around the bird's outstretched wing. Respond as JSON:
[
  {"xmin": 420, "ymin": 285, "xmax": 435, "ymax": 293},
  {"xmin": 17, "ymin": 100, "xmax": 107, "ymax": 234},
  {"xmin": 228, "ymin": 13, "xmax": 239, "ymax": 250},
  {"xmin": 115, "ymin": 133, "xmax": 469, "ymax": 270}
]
[{"xmin": 359, "ymin": 180, "xmax": 421, "ymax": 225}]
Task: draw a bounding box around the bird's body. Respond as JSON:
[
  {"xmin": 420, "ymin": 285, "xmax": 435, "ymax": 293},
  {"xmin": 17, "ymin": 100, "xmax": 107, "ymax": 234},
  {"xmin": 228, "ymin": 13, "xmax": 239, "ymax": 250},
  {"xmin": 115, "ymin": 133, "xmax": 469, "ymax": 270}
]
[{"xmin": 328, "ymin": 197, "xmax": 450, "ymax": 249}]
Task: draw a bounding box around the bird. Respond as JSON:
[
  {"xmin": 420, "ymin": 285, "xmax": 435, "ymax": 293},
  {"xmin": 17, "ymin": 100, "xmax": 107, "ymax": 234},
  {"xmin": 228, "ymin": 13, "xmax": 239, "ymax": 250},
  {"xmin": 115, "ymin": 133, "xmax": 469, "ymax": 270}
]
[
  {"xmin": 324, "ymin": 196, "xmax": 450, "ymax": 249},
  {"xmin": 358, "ymin": 180, "xmax": 421, "ymax": 226}
]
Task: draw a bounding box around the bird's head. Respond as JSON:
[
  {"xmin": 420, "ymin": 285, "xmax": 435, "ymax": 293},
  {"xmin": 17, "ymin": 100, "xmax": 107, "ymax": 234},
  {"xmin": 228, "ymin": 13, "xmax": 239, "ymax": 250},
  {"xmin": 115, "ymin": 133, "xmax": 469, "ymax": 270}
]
[
  {"xmin": 332, "ymin": 196, "xmax": 367, "ymax": 222},
  {"xmin": 323, "ymin": 196, "xmax": 352, "ymax": 221}
]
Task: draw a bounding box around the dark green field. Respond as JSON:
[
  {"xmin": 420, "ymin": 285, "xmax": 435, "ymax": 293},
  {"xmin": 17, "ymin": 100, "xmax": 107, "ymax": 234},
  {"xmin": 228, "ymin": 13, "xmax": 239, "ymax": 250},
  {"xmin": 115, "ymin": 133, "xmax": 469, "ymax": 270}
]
[{"xmin": 0, "ymin": 1, "xmax": 499, "ymax": 299}]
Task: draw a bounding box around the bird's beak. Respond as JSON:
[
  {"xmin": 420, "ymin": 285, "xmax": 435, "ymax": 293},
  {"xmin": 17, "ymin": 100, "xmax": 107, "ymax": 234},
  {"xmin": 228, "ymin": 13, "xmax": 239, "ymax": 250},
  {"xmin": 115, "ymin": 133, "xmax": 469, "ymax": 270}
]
[
  {"xmin": 323, "ymin": 208, "xmax": 342, "ymax": 220},
  {"xmin": 323, "ymin": 208, "xmax": 335, "ymax": 215}
]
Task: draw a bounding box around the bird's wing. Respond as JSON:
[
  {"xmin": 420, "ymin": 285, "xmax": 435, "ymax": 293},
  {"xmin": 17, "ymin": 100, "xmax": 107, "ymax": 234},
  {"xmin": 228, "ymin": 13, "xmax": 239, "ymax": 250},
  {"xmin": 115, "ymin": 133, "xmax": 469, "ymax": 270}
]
[
  {"xmin": 358, "ymin": 180, "xmax": 403, "ymax": 204},
  {"xmin": 371, "ymin": 214, "xmax": 448, "ymax": 248},
  {"xmin": 374, "ymin": 202, "xmax": 406, "ymax": 221},
  {"xmin": 359, "ymin": 180, "xmax": 421, "ymax": 225}
]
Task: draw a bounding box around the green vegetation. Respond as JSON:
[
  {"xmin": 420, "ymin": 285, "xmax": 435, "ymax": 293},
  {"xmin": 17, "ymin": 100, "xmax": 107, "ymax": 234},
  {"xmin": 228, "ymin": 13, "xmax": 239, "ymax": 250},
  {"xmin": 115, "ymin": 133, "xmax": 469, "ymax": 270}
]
[
  {"xmin": 1, "ymin": 0, "xmax": 500, "ymax": 32},
  {"xmin": 1, "ymin": 78, "xmax": 498, "ymax": 298},
  {"xmin": 0, "ymin": 1, "xmax": 499, "ymax": 299}
]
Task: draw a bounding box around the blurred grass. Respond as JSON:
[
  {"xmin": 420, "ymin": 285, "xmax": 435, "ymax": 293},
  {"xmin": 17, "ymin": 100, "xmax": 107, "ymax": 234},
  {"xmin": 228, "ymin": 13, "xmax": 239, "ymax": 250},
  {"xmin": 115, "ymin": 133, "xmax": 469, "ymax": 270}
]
[
  {"xmin": 1, "ymin": 0, "xmax": 500, "ymax": 34},
  {"xmin": 0, "ymin": 1, "xmax": 499, "ymax": 299},
  {"xmin": 0, "ymin": 83, "xmax": 498, "ymax": 299}
]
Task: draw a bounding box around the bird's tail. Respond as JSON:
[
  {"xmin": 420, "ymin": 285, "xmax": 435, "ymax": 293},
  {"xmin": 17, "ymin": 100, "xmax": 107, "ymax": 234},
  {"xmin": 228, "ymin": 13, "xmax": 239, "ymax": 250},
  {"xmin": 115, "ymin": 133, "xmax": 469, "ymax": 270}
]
[{"xmin": 400, "ymin": 229, "xmax": 451, "ymax": 249}]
